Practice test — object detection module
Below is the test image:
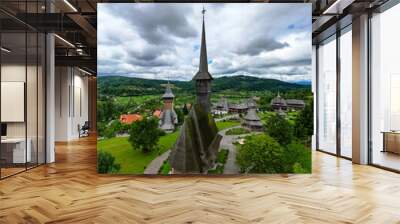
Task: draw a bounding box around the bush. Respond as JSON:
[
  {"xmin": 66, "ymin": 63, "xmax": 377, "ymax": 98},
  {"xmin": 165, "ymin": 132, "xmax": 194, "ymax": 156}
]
[
  {"xmin": 208, "ymin": 149, "xmax": 229, "ymax": 174},
  {"xmin": 226, "ymin": 128, "xmax": 250, "ymax": 135},
  {"xmin": 208, "ymin": 165, "xmax": 224, "ymax": 174},
  {"xmin": 120, "ymin": 123, "xmax": 131, "ymax": 134},
  {"xmin": 216, "ymin": 149, "xmax": 229, "ymax": 164},
  {"xmin": 283, "ymin": 142, "xmax": 311, "ymax": 173},
  {"xmin": 175, "ymin": 107, "xmax": 184, "ymax": 125},
  {"xmin": 294, "ymin": 100, "xmax": 313, "ymax": 144},
  {"xmin": 97, "ymin": 122, "xmax": 106, "ymax": 137},
  {"xmin": 265, "ymin": 113, "xmax": 293, "ymax": 146},
  {"xmin": 97, "ymin": 151, "xmax": 121, "ymax": 174},
  {"xmin": 159, "ymin": 160, "xmax": 171, "ymax": 175},
  {"xmin": 104, "ymin": 127, "xmax": 116, "ymax": 139},
  {"xmin": 182, "ymin": 104, "xmax": 189, "ymax": 115},
  {"xmin": 128, "ymin": 117, "xmax": 163, "ymax": 153},
  {"xmin": 236, "ymin": 134, "xmax": 285, "ymax": 173},
  {"xmin": 103, "ymin": 120, "xmax": 122, "ymax": 139}
]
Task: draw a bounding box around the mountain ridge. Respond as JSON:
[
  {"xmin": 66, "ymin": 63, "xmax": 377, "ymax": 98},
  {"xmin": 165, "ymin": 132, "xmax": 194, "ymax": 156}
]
[{"xmin": 98, "ymin": 75, "xmax": 309, "ymax": 97}]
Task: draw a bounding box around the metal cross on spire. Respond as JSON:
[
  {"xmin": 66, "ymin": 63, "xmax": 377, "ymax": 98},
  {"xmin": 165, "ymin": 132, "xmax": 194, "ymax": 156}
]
[{"xmin": 202, "ymin": 6, "xmax": 206, "ymax": 18}]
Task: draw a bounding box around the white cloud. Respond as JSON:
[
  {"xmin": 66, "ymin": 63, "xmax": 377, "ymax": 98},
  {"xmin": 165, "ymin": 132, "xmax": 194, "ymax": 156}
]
[{"xmin": 98, "ymin": 3, "xmax": 312, "ymax": 82}]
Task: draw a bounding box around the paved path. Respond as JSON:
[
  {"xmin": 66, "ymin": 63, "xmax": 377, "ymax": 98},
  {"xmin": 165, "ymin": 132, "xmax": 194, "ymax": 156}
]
[
  {"xmin": 215, "ymin": 114, "xmax": 239, "ymax": 122},
  {"xmin": 143, "ymin": 150, "xmax": 171, "ymax": 174},
  {"xmin": 219, "ymin": 126, "xmax": 259, "ymax": 174},
  {"xmin": 219, "ymin": 126, "xmax": 241, "ymax": 174},
  {"xmin": 144, "ymin": 125, "xmax": 255, "ymax": 175}
]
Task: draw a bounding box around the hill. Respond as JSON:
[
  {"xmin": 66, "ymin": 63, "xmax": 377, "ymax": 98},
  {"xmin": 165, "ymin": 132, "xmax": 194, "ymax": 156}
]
[
  {"xmin": 97, "ymin": 75, "xmax": 308, "ymax": 97},
  {"xmin": 290, "ymin": 80, "xmax": 312, "ymax": 86}
]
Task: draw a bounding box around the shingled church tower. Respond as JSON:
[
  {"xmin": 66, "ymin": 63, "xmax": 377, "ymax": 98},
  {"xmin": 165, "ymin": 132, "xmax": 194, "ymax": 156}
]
[
  {"xmin": 159, "ymin": 83, "xmax": 178, "ymax": 133},
  {"xmin": 192, "ymin": 8, "xmax": 213, "ymax": 113},
  {"xmin": 169, "ymin": 7, "xmax": 221, "ymax": 174}
]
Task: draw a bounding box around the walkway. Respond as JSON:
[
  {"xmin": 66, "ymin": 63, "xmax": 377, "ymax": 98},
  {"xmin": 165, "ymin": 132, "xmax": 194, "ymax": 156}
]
[
  {"xmin": 218, "ymin": 126, "xmax": 241, "ymax": 174},
  {"xmin": 145, "ymin": 125, "xmax": 245, "ymax": 175},
  {"xmin": 143, "ymin": 150, "xmax": 171, "ymax": 174},
  {"xmin": 214, "ymin": 114, "xmax": 239, "ymax": 122}
]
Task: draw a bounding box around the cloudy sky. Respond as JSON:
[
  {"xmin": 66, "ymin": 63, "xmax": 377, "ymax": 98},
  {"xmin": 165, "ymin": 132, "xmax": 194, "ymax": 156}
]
[{"xmin": 98, "ymin": 3, "xmax": 311, "ymax": 82}]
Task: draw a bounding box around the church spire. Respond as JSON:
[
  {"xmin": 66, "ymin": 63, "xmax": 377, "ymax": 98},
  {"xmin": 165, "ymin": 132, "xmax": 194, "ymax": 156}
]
[
  {"xmin": 193, "ymin": 6, "xmax": 213, "ymax": 80},
  {"xmin": 162, "ymin": 82, "xmax": 175, "ymax": 99}
]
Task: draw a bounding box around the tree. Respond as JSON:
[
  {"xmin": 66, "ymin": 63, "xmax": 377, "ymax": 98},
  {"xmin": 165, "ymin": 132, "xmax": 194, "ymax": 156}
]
[
  {"xmin": 294, "ymin": 99, "xmax": 314, "ymax": 144},
  {"xmin": 236, "ymin": 134, "xmax": 285, "ymax": 173},
  {"xmin": 103, "ymin": 96, "xmax": 117, "ymax": 121},
  {"xmin": 97, "ymin": 151, "xmax": 121, "ymax": 173},
  {"xmin": 140, "ymin": 98, "xmax": 161, "ymax": 113},
  {"xmin": 128, "ymin": 117, "xmax": 163, "ymax": 153},
  {"xmin": 123, "ymin": 97, "xmax": 138, "ymax": 114},
  {"xmin": 103, "ymin": 120, "xmax": 122, "ymax": 139},
  {"xmin": 258, "ymin": 92, "xmax": 274, "ymax": 111},
  {"xmin": 182, "ymin": 103, "xmax": 189, "ymax": 115},
  {"xmin": 104, "ymin": 126, "xmax": 116, "ymax": 139},
  {"xmin": 175, "ymin": 107, "xmax": 184, "ymax": 125},
  {"xmin": 265, "ymin": 113, "xmax": 293, "ymax": 146},
  {"xmin": 282, "ymin": 142, "xmax": 311, "ymax": 173},
  {"xmin": 97, "ymin": 122, "xmax": 106, "ymax": 138},
  {"xmin": 120, "ymin": 123, "xmax": 131, "ymax": 134}
]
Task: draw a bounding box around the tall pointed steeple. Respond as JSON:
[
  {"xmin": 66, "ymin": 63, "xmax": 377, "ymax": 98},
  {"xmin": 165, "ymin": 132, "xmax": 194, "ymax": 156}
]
[
  {"xmin": 162, "ymin": 82, "xmax": 175, "ymax": 99},
  {"xmin": 193, "ymin": 7, "xmax": 213, "ymax": 113},
  {"xmin": 169, "ymin": 7, "xmax": 222, "ymax": 174},
  {"xmin": 193, "ymin": 7, "xmax": 213, "ymax": 80}
]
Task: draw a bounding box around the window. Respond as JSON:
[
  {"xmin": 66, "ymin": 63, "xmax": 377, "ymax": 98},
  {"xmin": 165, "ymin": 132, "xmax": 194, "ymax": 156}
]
[
  {"xmin": 317, "ymin": 36, "xmax": 337, "ymax": 154},
  {"xmin": 370, "ymin": 3, "xmax": 400, "ymax": 171},
  {"xmin": 339, "ymin": 28, "xmax": 352, "ymax": 158},
  {"xmin": 0, "ymin": 2, "xmax": 46, "ymax": 179}
]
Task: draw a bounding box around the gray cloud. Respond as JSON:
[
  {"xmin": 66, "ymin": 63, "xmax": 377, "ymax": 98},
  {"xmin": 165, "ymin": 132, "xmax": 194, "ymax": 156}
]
[
  {"xmin": 98, "ymin": 3, "xmax": 312, "ymax": 82},
  {"xmin": 105, "ymin": 4, "xmax": 197, "ymax": 45},
  {"xmin": 235, "ymin": 37, "xmax": 289, "ymax": 56},
  {"xmin": 127, "ymin": 57, "xmax": 172, "ymax": 67}
]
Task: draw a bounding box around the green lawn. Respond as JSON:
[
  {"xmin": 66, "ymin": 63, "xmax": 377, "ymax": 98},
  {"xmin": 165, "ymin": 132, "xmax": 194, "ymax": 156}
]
[
  {"xmin": 259, "ymin": 111, "xmax": 276, "ymax": 124},
  {"xmin": 216, "ymin": 121, "xmax": 241, "ymax": 131},
  {"xmin": 116, "ymin": 95, "xmax": 194, "ymax": 109},
  {"xmin": 116, "ymin": 95, "xmax": 159, "ymax": 105},
  {"xmin": 98, "ymin": 120, "xmax": 238, "ymax": 174},
  {"xmin": 259, "ymin": 110, "xmax": 299, "ymax": 126},
  {"xmin": 286, "ymin": 111, "xmax": 299, "ymax": 125},
  {"xmin": 97, "ymin": 131, "xmax": 179, "ymax": 174},
  {"xmin": 116, "ymin": 91, "xmax": 262, "ymax": 108}
]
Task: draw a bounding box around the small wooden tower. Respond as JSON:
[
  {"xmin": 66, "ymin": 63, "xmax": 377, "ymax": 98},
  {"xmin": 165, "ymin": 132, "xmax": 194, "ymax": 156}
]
[
  {"xmin": 159, "ymin": 83, "xmax": 178, "ymax": 133},
  {"xmin": 242, "ymin": 99, "xmax": 263, "ymax": 131}
]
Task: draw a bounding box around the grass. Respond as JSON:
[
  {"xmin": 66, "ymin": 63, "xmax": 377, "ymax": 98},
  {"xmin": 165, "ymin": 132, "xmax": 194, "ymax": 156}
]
[
  {"xmin": 216, "ymin": 149, "xmax": 229, "ymax": 164},
  {"xmin": 259, "ymin": 111, "xmax": 276, "ymax": 124},
  {"xmin": 97, "ymin": 131, "xmax": 179, "ymax": 174},
  {"xmin": 98, "ymin": 119, "xmax": 238, "ymax": 174},
  {"xmin": 286, "ymin": 111, "xmax": 299, "ymax": 125},
  {"xmin": 258, "ymin": 110, "xmax": 299, "ymax": 126},
  {"xmin": 216, "ymin": 121, "xmax": 240, "ymax": 131},
  {"xmin": 97, "ymin": 105, "xmax": 238, "ymax": 174},
  {"xmin": 208, "ymin": 165, "xmax": 224, "ymax": 174},
  {"xmin": 208, "ymin": 149, "xmax": 229, "ymax": 174},
  {"xmin": 159, "ymin": 161, "xmax": 171, "ymax": 175},
  {"xmin": 116, "ymin": 95, "xmax": 159, "ymax": 105},
  {"xmin": 225, "ymin": 128, "xmax": 250, "ymax": 135},
  {"xmin": 116, "ymin": 91, "xmax": 260, "ymax": 107},
  {"xmin": 116, "ymin": 95, "xmax": 194, "ymax": 109}
]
